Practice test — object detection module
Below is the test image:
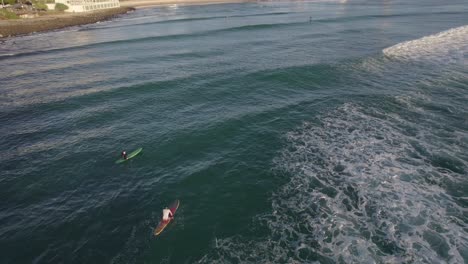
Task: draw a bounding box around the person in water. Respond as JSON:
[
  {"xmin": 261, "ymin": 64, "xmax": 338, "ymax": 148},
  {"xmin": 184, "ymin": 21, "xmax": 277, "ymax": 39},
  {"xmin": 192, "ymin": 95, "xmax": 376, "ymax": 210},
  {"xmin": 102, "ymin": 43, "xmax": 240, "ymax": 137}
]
[
  {"xmin": 121, "ymin": 151, "xmax": 128, "ymax": 160},
  {"xmin": 162, "ymin": 207, "xmax": 174, "ymax": 221}
]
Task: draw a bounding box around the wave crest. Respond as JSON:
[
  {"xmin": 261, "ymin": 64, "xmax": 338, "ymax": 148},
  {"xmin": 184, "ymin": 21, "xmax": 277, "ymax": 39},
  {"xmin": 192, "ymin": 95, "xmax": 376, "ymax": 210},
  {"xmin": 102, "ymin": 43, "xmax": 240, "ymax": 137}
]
[{"xmin": 383, "ymin": 25, "xmax": 468, "ymax": 64}]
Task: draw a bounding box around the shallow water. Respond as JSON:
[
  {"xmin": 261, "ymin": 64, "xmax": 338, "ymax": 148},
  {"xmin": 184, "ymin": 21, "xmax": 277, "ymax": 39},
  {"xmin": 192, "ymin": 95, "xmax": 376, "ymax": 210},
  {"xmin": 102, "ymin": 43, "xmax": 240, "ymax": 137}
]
[{"xmin": 0, "ymin": 0, "xmax": 467, "ymax": 263}]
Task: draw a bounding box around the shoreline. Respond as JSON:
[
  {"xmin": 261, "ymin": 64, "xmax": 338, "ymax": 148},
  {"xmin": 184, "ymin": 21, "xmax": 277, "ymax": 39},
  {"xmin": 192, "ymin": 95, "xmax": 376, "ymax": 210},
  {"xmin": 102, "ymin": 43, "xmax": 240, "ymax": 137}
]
[
  {"xmin": 0, "ymin": 7, "xmax": 134, "ymax": 38},
  {"xmin": 120, "ymin": 0, "xmax": 252, "ymax": 8},
  {"xmin": 0, "ymin": 0, "xmax": 253, "ymax": 39}
]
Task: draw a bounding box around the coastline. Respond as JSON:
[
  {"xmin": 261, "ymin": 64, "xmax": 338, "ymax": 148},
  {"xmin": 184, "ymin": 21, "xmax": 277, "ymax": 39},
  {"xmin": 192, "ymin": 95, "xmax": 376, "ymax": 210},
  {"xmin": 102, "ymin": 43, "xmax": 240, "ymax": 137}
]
[
  {"xmin": 0, "ymin": 7, "xmax": 134, "ymax": 38},
  {"xmin": 0, "ymin": 0, "xmax": 253, "ymax": 39},
  {"xmin": 120, "ymin": 0, "xmax": 252, "ymax": 9}
]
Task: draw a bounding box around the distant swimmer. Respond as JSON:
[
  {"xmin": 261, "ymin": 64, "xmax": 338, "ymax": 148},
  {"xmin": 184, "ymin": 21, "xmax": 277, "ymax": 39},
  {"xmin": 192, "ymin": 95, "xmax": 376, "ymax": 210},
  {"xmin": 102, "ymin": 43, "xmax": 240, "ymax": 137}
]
[
  {"xmin": 162, "ymin": 207, "xmax": 174, "ymax": 221},
  {"xmin": 121, "ymin": 151, "xmax": 128, "ymax": 160}
]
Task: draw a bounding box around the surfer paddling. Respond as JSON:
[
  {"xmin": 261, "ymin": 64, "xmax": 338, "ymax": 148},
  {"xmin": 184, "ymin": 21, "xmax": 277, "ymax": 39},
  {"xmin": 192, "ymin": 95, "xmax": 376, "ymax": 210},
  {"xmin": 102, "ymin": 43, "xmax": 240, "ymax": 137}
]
[
  {"xmin": 121, "ymin": 151, "xmax": 128, "ymax": 160},
  {"xmin": 162, "ymin": 207, "xmax": 174, "ymax": 221}
]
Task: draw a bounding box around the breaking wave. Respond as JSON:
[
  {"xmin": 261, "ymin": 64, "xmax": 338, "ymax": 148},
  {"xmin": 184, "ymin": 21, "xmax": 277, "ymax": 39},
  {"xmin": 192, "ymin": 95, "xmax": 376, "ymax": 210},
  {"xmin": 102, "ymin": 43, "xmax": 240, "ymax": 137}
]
[
  {"xmin": 383, "ymin": 25, "xmax": 468, "ymax": 65},
  {"xmin": 199, "ymin": 103, "xmax": 468, "ymax": 263}
]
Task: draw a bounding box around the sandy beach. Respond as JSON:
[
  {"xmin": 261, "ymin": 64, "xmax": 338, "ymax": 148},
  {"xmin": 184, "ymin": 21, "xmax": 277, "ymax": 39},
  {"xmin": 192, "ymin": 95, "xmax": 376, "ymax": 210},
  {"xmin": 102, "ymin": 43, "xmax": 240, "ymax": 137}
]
[
  {"xmin": 121, "ymin": 0, "xmax": 252, "ymax": 8},
  {"xmin": 0, "ymin": 7, "xmax": 134, "ymax": 38},
  {"xmin": 0, "ymin": 0, "xmax": 252, "ymax": 38}
]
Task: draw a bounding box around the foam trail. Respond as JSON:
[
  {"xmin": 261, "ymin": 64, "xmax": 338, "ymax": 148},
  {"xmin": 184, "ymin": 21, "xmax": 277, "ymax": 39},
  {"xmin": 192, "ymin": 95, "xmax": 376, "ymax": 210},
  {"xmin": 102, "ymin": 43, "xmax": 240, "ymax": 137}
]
[
  {"xmin": 199, "ymin": 103, "xmax": 468, "ymax": 263},
  {"xmin": 383, "ymin": 25, "xmax": 468, "ymax": 65}
]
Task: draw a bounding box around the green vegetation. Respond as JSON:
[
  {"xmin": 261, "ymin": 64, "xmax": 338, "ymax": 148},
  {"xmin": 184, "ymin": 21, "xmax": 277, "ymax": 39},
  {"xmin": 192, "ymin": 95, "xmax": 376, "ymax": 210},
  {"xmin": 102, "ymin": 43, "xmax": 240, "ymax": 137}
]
[
  {"xmin": 0, "ymin": 8, "xmax": 19, "ymax": 19},
  {"xmin": 54, "ymin": 2, "xmax": 68, "ymax": 11},
  {"xmin": 33, "ymin": 2, "xmax": 48, "ymax": 10},
  {"xmin": 4, "ymin": 0, "xmax": 16, "ymax": 5},
  {"xmin": 22, "ymin": 0, "xmax": 49, "ymax": 11}
]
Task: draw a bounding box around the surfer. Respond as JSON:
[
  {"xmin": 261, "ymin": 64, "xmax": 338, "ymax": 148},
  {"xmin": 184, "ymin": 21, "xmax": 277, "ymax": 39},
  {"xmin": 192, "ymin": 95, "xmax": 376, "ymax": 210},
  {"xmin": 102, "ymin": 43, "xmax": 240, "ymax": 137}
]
[
  {"xmin": 121, "ymin": 151, "xmax": 128, "ymax": 160},
  {"xmin": 162, "ymin": 207, "xmax": 174, "ymax": 221},
  {"xmin": 154, "ymin": 200, "xmax": 179, "ymax": 236}
]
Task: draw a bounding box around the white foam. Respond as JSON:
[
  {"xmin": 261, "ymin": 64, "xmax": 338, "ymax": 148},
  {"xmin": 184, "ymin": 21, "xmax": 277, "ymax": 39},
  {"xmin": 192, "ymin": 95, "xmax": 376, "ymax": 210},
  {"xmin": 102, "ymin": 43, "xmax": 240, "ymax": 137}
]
[
  {"xmin": 383, "ymin": 25, "xmax": 468, "ymax": 65},
  {"xmin": 199, "ymin": 103, "xmax": 468, "ymax": 263}
]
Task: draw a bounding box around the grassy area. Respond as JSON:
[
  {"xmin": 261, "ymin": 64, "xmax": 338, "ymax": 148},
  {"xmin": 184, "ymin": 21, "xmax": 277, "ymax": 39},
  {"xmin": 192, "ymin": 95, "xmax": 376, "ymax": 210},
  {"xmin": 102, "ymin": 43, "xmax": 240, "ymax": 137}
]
[
  {"xmin": 33, "ymin": 2, "xmax": 49, "ymax": 10},
  {"xmin": 0, "ymin": 8, "xmax": 19, "ymax": 19},
  {"xmin": 54, "ymin": 3, "xmax": 68, "ymax": 11}
]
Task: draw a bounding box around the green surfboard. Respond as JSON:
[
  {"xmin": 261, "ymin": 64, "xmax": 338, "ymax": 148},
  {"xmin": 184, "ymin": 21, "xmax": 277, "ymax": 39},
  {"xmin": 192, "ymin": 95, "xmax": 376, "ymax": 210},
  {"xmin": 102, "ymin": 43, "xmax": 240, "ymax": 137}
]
[{"xmin": 115, "ymin": 148, "xmax": 143, "ymax": 164}]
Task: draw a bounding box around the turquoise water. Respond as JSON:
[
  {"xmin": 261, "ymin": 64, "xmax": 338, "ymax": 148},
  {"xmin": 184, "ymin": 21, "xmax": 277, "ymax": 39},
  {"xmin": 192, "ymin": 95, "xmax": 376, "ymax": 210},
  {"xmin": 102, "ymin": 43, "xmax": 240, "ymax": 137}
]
[{"xmin": 1, "ymin": 0, "xmax": 467, "ymax": 263}]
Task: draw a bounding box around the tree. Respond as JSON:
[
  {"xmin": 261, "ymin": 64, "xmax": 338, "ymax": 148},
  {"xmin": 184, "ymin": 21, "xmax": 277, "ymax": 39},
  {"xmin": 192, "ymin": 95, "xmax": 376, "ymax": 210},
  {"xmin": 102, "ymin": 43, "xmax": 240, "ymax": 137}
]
[{"xmin": 54, "ymin": 2, "xmax": 67, "ymax": 11}]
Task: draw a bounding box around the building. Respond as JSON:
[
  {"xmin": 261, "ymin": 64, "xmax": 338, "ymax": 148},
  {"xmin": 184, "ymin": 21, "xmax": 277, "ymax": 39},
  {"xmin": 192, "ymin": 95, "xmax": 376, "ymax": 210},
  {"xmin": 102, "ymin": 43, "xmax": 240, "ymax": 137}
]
[{"xmin": 54, "ymin": 0, "xmax": 120, "ymax": 12}]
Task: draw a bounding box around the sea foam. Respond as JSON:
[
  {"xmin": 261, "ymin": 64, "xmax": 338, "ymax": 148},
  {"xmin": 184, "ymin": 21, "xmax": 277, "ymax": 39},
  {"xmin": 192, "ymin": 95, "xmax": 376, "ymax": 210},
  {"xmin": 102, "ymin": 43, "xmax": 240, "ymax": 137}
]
[
  {"xmin": 200, "ymin": 103, "xmax": 468, "ymax": 263},
  {"xmin": 383, "ymin": 25, "xmax": 468, "ymax": 65}
]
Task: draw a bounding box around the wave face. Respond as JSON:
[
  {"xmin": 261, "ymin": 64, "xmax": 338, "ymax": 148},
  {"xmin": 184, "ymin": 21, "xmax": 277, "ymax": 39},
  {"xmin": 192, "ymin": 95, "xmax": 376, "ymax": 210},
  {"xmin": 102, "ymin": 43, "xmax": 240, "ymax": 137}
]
[
  {"xmin": 200, "ymin": 103, "xmax": 468, "ymax": 263},
  {"xmin": 199, "ymin": 24, "xmax": 468, "ymax": 264},
  {"xmin": 383, "ymin": 25, "xmax": 468, "ymax": 65}
]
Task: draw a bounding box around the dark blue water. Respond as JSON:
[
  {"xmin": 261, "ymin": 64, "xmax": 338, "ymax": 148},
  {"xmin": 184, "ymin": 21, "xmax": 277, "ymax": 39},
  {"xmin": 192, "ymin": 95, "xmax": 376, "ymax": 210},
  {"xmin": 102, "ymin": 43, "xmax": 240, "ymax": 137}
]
[{"xmin": 1, "ymin": 0, "xmax": 467, "ymax": 263}]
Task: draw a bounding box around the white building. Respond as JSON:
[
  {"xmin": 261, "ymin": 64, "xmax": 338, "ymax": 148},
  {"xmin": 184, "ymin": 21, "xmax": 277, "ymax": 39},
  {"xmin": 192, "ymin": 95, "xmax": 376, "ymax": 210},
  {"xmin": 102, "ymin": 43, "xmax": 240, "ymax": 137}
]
[{"xmin": 54, "ymin": 0, "xmax": 120, "ymax": 12}]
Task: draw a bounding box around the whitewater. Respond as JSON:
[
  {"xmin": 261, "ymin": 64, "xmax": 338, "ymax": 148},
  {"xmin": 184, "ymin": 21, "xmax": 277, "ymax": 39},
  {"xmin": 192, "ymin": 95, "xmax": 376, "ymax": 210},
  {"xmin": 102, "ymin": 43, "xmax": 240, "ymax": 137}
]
[{"xmin": 0, "ymin": 1, "xmax": 467, "ymax": 263}]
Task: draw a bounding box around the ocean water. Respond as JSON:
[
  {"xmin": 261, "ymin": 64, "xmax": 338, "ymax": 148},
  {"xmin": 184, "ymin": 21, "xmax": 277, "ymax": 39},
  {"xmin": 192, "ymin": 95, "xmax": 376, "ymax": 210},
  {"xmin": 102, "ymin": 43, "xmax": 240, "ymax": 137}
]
[{"xmin": 0, "ymin": 0, "xmax": 467, "ymax": 263}]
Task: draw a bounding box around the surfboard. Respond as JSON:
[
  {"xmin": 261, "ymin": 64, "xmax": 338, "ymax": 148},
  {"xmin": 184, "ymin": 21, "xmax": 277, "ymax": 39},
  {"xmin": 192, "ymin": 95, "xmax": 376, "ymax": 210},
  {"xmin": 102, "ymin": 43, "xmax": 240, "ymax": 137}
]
[
  {"xmin": 154, "ymin": 200, "xmax": 180, "ymax": 236},
  {"xmin": 115, "ymin": 147, "xmax": 143, "ymax": 164}
]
